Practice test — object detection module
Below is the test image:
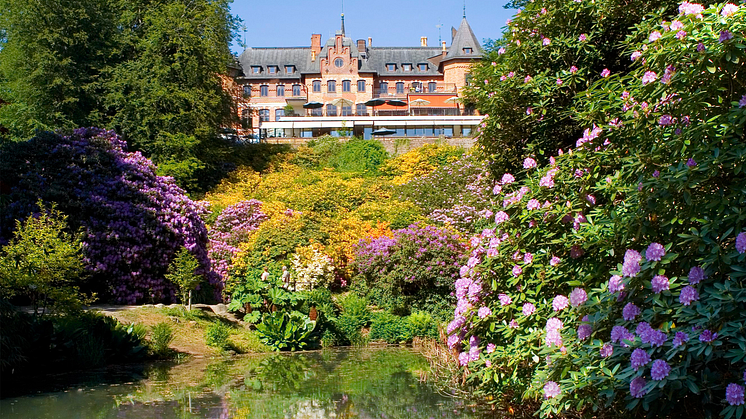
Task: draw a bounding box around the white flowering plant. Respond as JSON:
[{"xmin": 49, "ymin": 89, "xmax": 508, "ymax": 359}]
[{"xmin": 291, "ymin": 244, "xmax": 336, "ymax": 291}]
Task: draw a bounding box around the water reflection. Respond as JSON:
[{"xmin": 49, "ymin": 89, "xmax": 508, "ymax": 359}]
[{"xmin": 0, "ymin": 347, "xmax": 484, "ymax": 418}]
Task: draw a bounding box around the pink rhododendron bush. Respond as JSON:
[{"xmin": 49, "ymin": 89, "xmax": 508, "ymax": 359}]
[
  {"xmin": 454, "ymin": 2, "xmax": 746, "ymax": 417},
  {"xmin": 0, "ymin": 128, "xmax": 214, "ymax": 303}
]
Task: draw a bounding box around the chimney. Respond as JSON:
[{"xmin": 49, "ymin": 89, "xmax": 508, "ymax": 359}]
[
  {"xmin": 368, "ymin": 37, "xmax": 372, "ymax": 47},
  {"xmin": 311, "ymin": 34, "xmax": 322, "ymax": 54},
  {"xmin": 420, "ymin": 37, "xmax": 428, "ymax": 47},
  {"xmin": 357, "ymin": 39, "xmax": 366, "ymax": 51},
  {"xmin": 442, "ymin": 41, "xmax": 447, "ymax": 52}
]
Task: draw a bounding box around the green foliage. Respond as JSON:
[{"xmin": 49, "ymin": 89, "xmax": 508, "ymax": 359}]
[
  {"xmin": 407, "ymin": 311, "xmax": 438, "ymax": 340},
  {"xmin": 333, "ymin": 137, "xmax": 390, "ymax": 175},
  {"xmin": 0, "ymin": 0, "xmax": 118, "ymax": 136},
  {"xmin": 291, "ymin": 136, "xmax": 389, "ymax": 175},
  {"xmin": 332, "ymin": 294, "xmax": 371, "ymax": 346},
  {"xmin": 205, "ymin": 322, "xmax": 232, "ymax": 350},
  {"xmin": 164, "ymin": 247, "xmax": 202, "ymax": 308},
  {"xmin": 227, "ymin": 271, "xmax": 306, "ymax": 317},
  {"xmin": 369, "ymin": 312, "xmax": 412, "ymax": 344},
  {"xmin": 0, "ymin": 203, "xmax": 87, "ymax": 314},
  {"xmin": 464, "ymin": 0, "xmax": 717, "ymax": 174},
  {"xmin": 255, "ymin": 311, "xmax": 319, "ymax": 351},
  {"xmin": 150, "ymin": 322, "xmax": 174, "ymax": 357}
]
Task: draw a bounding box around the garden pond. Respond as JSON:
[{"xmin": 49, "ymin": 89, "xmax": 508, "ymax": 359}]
[{"xmin": 0, "ymin": 347, "xmax": 488, "ymax": 418}]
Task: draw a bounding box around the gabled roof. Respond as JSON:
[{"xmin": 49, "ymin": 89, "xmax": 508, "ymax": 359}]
[{"xmin": 443, "ymin": 17, "xmax": 482, "ymax": 62}]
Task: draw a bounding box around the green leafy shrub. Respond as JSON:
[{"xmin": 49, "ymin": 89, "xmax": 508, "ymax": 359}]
[
  {"xmin": 407, "ymin": 311, "xmax": 438, "ymax": 340},
  {"xmin": 369, "ymin": 312, "xmax": 411, "ymax": 344},
  {"xmin": 205, "ymin": 322, "xmax": 232, "ymax": 350},
  {"xmin": 449, "ymin": 2, "xmax": 746, "ymax": 418},
  {"xmin": 0, "ymin": 203, "xmax": 86, "ymax": 314},
  {"xmin": 150, "ymin": 322, "xmax": 174, "ymax": 357},
  {"xmin": 334, "ymin": 313, "xmax": 368, "ymax": 346},
  {"xmin": 255, "ymin": 311, "xmax": 318, "ymax": 351}
]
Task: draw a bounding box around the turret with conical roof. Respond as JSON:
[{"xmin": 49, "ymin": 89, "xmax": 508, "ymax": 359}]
[{"xmin": 444, "ymin": 17, "xmax": 482, "ymax": 62}]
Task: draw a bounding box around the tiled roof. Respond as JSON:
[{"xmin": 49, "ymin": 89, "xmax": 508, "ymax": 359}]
[
  {"xmin": 237, "ymin": 47, "xmax": 316, "ymax": 80},
  {"xmin": 365, "ymin": 47, "xmax": 443, "ymax": 76}
]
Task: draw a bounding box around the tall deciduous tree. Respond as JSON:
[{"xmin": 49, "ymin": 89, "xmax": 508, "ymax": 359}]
[
  {"xmin": 0, "ymin": 0, "xmax": 118, "ymax": 136},
  {"xmin": 105, "ymin": 0, "xmax": 238, "ymax": 189}
]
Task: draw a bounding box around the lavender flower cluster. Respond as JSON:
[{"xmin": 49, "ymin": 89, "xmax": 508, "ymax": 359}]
[{"xmin": 1, "ymin": 128, "xmax": 215, "ymax": 303}]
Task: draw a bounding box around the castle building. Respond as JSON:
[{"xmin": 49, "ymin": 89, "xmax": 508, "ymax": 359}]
[{"xmin": 235, "ymin": 14, "xmax": 484, "ymax": 139}]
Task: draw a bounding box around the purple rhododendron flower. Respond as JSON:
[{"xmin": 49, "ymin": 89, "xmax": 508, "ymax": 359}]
[
  {"xmin": 688, "ymin": 266, "xmax": 706, "ymax": 284},
  {"xmin": 646, "ymin": 242, "xmax": 665, "ymax": 261},
  {"xmin": 679, "ymin": 2, "xmax": 704, "ymax": 16},
  {"xmin": 478, "ymin": 306, "xmax": 492, "ymax": 318},
  {"xmin": 512, "ymin": 265, "xmax": 523, "ymax": 277},
  {"xmin": 722, "ymin": 3, "xmax": 739, "ymax": 17},
  {"xmin": 501, "ymin": 173, "xmax": 515, "ymax": 184},
  {"xmin": 600, "ymin": 68, "xmax": 610, "ymax": 78},
  {"xmin": 608, "ymin": 275, "xmax": 625, "ymax": 293},
  {"xmin": 523, "ymin": 253, "xmax": 533, "ymax": 264},
  {"xmin": 649, "ymin": 31, "xmax": 662, "ymax": 42},
  {"xmin": 736, "ymin": 232, "xmax": 746, "ymax": 254},
  {"xmin": 494, "ymin": 211, "xmax": 509, "ymax": 224},
  {"xmin": 631, "ymin": 348, "xmax": 651, "ymax": 370},
  {"xmin": 569, "ymin": 288, "xmax": 588, "ymax": 307},
  {"xmin": 631, "ymin": 51, "xmax": 642, "ymax": 61},
  {"xmin": 630, "ymin": 377, "xmax": 648, "ymax": 398},
  {"xmin": 687, "ymin": 158, "xmax": 697, "ymax": 167},
  {"xmin": 642, "ymin": 71, "xmax": 657, "ymax": 85},
  {"xmin": 527, "ymin": 199, "xmax": 541, "ymax": 210},
  {"xmin": 720, "ymin": 30, "xmax": 734, "ymax": 42},
  {"xmin": 579, "ymin": 33, "xmax": 587, "ymax": 42},
  {"xmin": 623, "ymin": 302, "xmax": 641, "ymax": 321},
  {"xmin": 552, "ymin": 295, "xmax": 569, "ymax": 311},
  {"xmin": 623, "ymin": 249, "xmax": 642, "ymax": 277},
  {"xmin": 578, "ymin": 324, "xmax": 592, "ymax": 340},
  {"xmin": 680, "ymin": 286, "xmax": 699, "ymax": 305},
  {"xmin": 542, "ymin": 37, "xmax": 551, "ymax": 46},
  {"xmin": 545, "ymin": 318, "xmax": 564, "ymax": 347},
  {"xmin": 498, "ymin": 294, "xmax": 512, "ymax": 306},
  {"xmin": 544, "ymin": 381, "xmax": 561, "ymax": 398},
  {"xmin": 699, "ymin": 330, "xmax": 718, "ymax": 343},
  {"xmin": 600, "ymin": 343, "xmax": 613, "ymax": 358},
  {"xmin": 486, "ymin": 343, "xmax": 496, "ymax": 353},
  {"xmin": 523, "ymin": 157, "xmax": 537, "ymax": 169},
  {"xmin": 550, "ymin": 256, "xmax": 561, "ymax": 267},
  {"xmin": 652, "ymin": 275, "xmax": 670, "ymax": 293},
  {"xmin": 651, "ymin": 359, "xmax": 671, "ymax": 380},
  {"xmin": 458, "ymin": 351, "xmax": 470, "ymax": 366},
  {"xmin": 673, "ymin": 331, "xmax": 689, "ymax": 347},
  {"xmin": 447, "ymin": 333, "xmax": 460, "ymax": 348},
  {"xmin": 522, "ymin": 303, "xmax": 536, "ymax": 316},
  {"xmin": 740, "ymin": 95, "xmax": 746, "ymax": 108},
  {"xmin": 570, "ymin": 65, "xmax": 578, "ymax": 73},
  {"xmin": 727, "ymin": 383, "xmax": 745, "ymax": 406},
  {"xmin": 509, "ymin": 319, "xmax": 519, "ymax": 329}
]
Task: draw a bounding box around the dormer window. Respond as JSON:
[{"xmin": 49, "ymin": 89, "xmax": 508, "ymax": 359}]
[
  {"xmin": 285, "ymin": 65, "xmax": 295, "ymax": 74},
  {"xmin": 418, "ymin": 63, "xmax": 428, "ymax": 71},
  {"xmin": 463, "ymin": 47, "xmax": 473, "ymax": 54},
  {"xmin": 268, "ymin": 66, "xmax": 278, "ymax": 74},
  {"xmin": 386, "ymin": 63, "xmax": 396, "ymax": 72},
  {"xmin": 402, "ymin": 64, "xmax": 412, "ymax": 72},
  {"xmin": 251, "ymin": 66, "xmax": 261, "ymax": 74}
]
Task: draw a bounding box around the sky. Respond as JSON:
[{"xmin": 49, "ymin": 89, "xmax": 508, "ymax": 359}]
[{"xmin": 230, "ymin": 0, "xmax": 516, "ymax": 53}]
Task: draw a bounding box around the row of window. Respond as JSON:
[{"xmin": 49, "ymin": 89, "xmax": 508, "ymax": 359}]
[
  {"xmin": 385, "ymin": 63, "xmax": 430, "ymax": 72},
  {"xmin": 245, "ymin": 81, "xmax": 439, "ymax": 97},
  {"xmin": 251, "ymin": 65, "xmax": 296, "ymax": 75}
]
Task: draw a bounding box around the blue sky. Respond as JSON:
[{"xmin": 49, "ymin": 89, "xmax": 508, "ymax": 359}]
[{"xmin": 230, "ymin": 1, "xmax": 515, "ymax": 53}]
